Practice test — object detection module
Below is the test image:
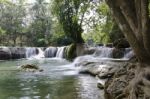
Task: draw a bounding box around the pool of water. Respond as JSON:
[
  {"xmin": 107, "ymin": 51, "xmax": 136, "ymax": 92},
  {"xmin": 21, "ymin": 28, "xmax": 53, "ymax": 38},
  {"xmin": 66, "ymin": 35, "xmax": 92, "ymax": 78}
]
[{"xmin": 0, "ymin": 58, "xmax": 103, "ymax": 99}]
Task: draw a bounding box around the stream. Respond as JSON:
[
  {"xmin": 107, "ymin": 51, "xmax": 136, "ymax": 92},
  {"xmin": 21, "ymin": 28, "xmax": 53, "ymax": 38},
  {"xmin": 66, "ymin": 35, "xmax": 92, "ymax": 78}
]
[{"xmin": 0, "ymin": 58, "xmax": 103, "ymax": 99}]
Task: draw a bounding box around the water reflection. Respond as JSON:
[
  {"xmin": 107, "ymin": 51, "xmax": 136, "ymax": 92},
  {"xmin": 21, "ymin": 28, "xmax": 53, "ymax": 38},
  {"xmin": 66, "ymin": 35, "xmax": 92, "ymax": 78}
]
[{"xmin": 0, "ymin": 58, "xmax": 103, "ymax": 99}]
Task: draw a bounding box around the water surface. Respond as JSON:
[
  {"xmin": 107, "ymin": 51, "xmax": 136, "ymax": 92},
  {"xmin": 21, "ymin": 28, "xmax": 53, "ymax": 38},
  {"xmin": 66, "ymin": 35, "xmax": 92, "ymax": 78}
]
[{"xmin": 0, "ymin": 58, "xmax": 103, "ymax": 99}]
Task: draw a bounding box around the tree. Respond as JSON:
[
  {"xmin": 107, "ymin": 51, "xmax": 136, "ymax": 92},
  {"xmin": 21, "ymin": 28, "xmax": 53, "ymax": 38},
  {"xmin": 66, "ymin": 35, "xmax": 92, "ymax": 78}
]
[
  {"xmin": 52, "ymin": 0, "xmax": 92, "ymax": 43},
  {"xmin": 82, "ymin": 1, "xmax": 123, "ymax": 44},
  {"xmin": 0, "ymin": 0, "xmax": 26, "ymax": 46},
  {"xmin": 27, "ymin": 0, "xmax": 52, "ymax": 46},
  {"xmin": 106, "ymin": 0, "xmax": 150, "ymax": 64},
  {"xmin": 105, "ymin": 1, "xmax": 150, "ymax": 98}
]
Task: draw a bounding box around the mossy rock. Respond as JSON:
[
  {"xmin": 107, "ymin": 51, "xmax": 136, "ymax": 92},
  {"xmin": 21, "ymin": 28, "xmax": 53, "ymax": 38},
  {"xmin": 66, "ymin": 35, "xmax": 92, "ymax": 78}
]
[{"xmin": 65, "ymin": 43, "xmax": 77, "ymax": 61}]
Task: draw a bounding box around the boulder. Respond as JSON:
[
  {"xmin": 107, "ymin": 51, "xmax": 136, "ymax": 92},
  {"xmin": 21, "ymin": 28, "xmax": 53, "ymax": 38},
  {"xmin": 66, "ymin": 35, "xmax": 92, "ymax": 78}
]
[
  {"xmin": 0, "ymin": 47, "xmax": 11, "ymax": 60},
  {"xmin": 104, "ymin": 63, "xmax": 136, "ymax": 99},
  {"xmin": 10, "ymin": 47, "xmax": 26, "ymax": 59},
  {"xmin": 18, "ymin": 64, "xmax": 44, "ymax": 72},
  {"xmin": 105, "ymin": 43, "xmax": 113, "ymax": 48},
  {"xmin": 113, "ymin": 38, "xmax": 130, "ymax": 48},
  {"xmin": 112, "ymin": 48, "xmax": 125, "ymax": 58},
  {"xmin": 65, "ymin": 43, "xmax": 77, "ymax": 60}
]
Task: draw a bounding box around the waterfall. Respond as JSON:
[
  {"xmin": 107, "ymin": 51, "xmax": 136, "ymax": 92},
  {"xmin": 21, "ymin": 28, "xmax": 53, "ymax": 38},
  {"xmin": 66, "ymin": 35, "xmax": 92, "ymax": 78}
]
[
  {"xmin": 34, "ymin": 48, "xmax": 44, "ymax": 59},
  {"xmin": 93, "ymin": 47, "xmax": 114, "ymax": 58},
  {"xmin": 44, "ymin": 47, "xmax": 57, "ymax": 58},
  {"xmin": 25, "ymin": 47, "xmax": 37, "ymax": 58},
  {"xmin": 56, "ymin": 47, "xmax": 65, "ymax": 58},
  {"xmin": 123, "ymin": 48, "xmax": 134, "ymax": 59},
  {"xmin": 25, "ymin": 47, "xmax": 44, "ymax": 59}
]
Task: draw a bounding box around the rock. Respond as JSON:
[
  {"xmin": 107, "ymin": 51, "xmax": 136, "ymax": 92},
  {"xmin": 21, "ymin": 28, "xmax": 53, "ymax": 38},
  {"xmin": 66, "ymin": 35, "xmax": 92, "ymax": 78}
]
[
  {"xmin": 0, "ymin": 47, "xmax": 11, "ymax": 60},
  {"xmin": 96, "ymin": 43, "xmax": 104, "ymax": 47},
  {"xmin": 113, "ymin": 38, "xmax": 130, "ymax": 48},
  {"xmin": 104, "ymin": 63, "xmax": 136, "ymax": 99},
  {"xmin": 105, "ymin": 43, "xmax": 113, "ymax": 48},
  {"xmin": 79, "ymin": 63, "xmax": 101, "ymax": 76},
  {"xmin": 65, "ymin": 43, "xmax": 76, "ymax": 60},
  {"xmin": 97, "ymin": 82, "xmax": 104, "ymax": 89},
  {"xmin": 112, "ymin": 48, "xmax": 125, "ymax": 58},
  {"xmin": 18, "ymin": 64, "xmax": 44, "ymax": 72},
  {"xmin": 10, "ymin": 47, "xmax": 26, "ymax": 59},
  {"xmin": 84, "ymin": 47, "xmax": 96, "ymax": 55}
]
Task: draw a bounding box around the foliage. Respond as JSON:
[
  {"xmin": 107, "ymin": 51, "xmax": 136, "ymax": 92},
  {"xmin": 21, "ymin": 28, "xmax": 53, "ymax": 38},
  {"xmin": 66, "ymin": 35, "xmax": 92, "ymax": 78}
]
[
  {"xmin": 82, "ymin": 1, "xmax": 123, "ymax": 44},
  {"xmin": 0, "ymin": 0, "xmax": 26, "ymax": 46},
  {"xmin": 65, "ymin": 43, "xmax": 76, "ymax": 60},
  {"xmin": 49, "ymin": 22, "xmax": 72, "ymax": 46},
  {"xmin": 109, "ymin": 22, "xmax": 124, "ymax": 42},
  {"xmin": 82, "ymin": 2, "xmax": 113, "ymax": 44},
  {"xmin": 26, "ymin": 0, "xmax": 52, "ymax": 47},
  {"xmin": 51, "ymin": 0, "xmax": 91, "ymax": 43},
  {"xmin": 0, "ymin": 0, "xmax": 125, "ymax": 47}
]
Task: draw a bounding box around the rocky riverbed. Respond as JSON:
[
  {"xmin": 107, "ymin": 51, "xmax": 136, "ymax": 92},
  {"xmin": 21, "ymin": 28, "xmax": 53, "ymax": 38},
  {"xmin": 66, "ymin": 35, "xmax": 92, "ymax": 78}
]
[
  {"xmin": 74, "ymin": 56, "xmax": 150, "ymax": 99},
  {"xmin": 75, "ymin": 56, "xmax": 150, "ymax": 99}
]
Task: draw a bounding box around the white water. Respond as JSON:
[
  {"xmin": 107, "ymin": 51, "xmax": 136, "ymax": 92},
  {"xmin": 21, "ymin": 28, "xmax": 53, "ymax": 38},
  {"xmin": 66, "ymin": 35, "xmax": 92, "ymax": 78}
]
[
  {"xmin": 73, "ymin": 47, "xmax": 134, "ymax": 67},
  {"xmin": 44, "ymin": 47, "xmax": 57, "ymax": 58},
  {"xmin": 123, "ymin": 48, "xmax": 134, "ymax": 59},
  {"xmin": 26, "ymin": 47, "xmax": 66, "ymax": 59},
  {"xmin": 26, "ymin": 48, "xmax": 44, "ymax": 59},
  {"xmin": 26, "ymin": 47, "xmax": 37, "ymax": 58},
  {"xmin": 33, "ymin": 48, "xmax": 44, "ymax": 59},
  {"xmin": 56, "ymin": 47, "xmax": 65, "ymax": 58},
  {"xmin": 93, "ymin": 47, "xmax": 114, "ymax": 58}
]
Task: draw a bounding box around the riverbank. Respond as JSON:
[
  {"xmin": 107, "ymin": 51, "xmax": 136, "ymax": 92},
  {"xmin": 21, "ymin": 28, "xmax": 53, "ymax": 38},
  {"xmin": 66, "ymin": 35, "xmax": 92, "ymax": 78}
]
[{"xmin": 75, "ymin": 56, "xmax": 150, "ymax": 99}]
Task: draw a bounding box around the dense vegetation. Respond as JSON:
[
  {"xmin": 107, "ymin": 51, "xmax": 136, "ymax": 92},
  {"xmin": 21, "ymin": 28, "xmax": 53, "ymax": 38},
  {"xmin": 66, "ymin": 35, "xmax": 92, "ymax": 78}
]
[{"xmin": 0, "ymin": 0, "xmax": 123, "ymax": 47}]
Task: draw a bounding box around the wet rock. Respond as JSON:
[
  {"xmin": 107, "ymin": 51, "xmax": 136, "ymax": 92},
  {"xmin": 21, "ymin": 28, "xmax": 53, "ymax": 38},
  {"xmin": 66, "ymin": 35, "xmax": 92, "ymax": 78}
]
[
  {"xmin": 10, "ymin": 47, "xmax": 26, "ymax": 59},
  {"xmin": 77, "ymin": 59, "xmax": 128, "ymax": 79},
  {"xmin": 79, "ymin": 63, "xmax": 101, "ymax": 76},
  {"xmin": 112, "ymin": 48, "xmax": 125, "ymax": 58},
  {"xmin": 0, "ymin": 47, "xmax": 11, "ymax": 60},
  {"xmin": 104, "ymin": 63, "xmax": 136, "ymax": 99},
  {"xmin": 105, "ymin": 43, "xmax": 113, "ymax": 48},
  {"xmin": 18, "ymin": 64, "xmax": 44, "ymax": 72},
  {"xmin": 113, "ymin": 38, "xmax": 130, "ymax": 48},
  {"xmin": 84, "ymin": 47, "xmax": 96, "ymax": 55},
  {"xmin": 97, "ymin": 82, "xmax": 104, "ymax": 89},
  {"xmin": 96, "ymin": 43, "xmax": 104, "ymax": 47}
]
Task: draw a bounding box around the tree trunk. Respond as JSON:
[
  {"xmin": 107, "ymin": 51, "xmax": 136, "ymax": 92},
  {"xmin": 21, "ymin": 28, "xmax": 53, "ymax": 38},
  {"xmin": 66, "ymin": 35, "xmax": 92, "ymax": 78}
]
[
  {"xmin": 106, "ymin": 0, "xmax": 150, "ymax": 64},
  {"xmin": 105, "ymin": 1, "xmax": 150, "ymax": 98},
  {"xmin": 75, "ymin": 32, "xmax": 84, "ymax": 43}
]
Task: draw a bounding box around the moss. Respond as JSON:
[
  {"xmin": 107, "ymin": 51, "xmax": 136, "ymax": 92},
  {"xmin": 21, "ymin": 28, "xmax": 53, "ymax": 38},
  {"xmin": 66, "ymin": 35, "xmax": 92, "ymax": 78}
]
[{"xmin": 66, "ymin": 43, "xmax": 76, "ymax": 61}]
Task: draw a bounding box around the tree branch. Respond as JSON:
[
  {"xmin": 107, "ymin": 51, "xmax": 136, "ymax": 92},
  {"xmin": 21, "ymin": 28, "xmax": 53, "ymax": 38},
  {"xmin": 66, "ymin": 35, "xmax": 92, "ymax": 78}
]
[
  {"xmin": 134, "ymin": 0, "xmax": 144, "ymax": 41},
  {"xmin": 118, "ymin": 0, "xmax": 138, "ymax": 34},
  {"xmin": 106, "ymin": 0, "xmax": 150, "ymax": 61},
  {"xmin": 141, "ymin": 0, "xmax": 150, "ymax": 56}
]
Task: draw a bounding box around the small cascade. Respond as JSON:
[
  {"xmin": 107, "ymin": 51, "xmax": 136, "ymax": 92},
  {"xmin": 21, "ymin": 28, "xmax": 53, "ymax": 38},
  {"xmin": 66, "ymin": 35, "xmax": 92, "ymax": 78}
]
[
  {"xmin": 34, "ymin": 48, "xmax": 44, "ymax": 59},
  {"xmin": 56, "ymin": 47, "xmax": 65, "ymax": 58},
  {"xmin": 44, "ymin": 47, "xmax": 57, "ymax": 58},
  {"xmin": 93, "ymin": 47, "xmax": 114, "ymax": 58},
  {"xmin": 123, "ymin": 48, "xmax": 134, "ymax": 59},
  {"xmin": 26, "ymin": 47, "xmax": 44, "ymax": 59},
  {"xmin": 72, "ymin": 55, "xmax": 97, "ymax": 66},
  {"xmin": 25, "ymin": 47, "xmax": 37, "ymax": 58}
]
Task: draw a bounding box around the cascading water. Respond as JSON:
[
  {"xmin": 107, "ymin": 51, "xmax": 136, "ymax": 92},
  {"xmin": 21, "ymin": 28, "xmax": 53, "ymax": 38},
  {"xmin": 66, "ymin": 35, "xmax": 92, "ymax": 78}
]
[
  {"xmin": 34, "ymin": 48, "xmax": 44, "ymax": 59},
  {"xmin": 44, "ymin": 47, "xmax": 57, "ymax": 58},
  {"xmin": 25, "ymin": 47, "xmax": 44, "ymax": 59},
  {"xmin": 123, "ymin": 48, "xmax": 134, "ymax": 59},
  {"xmin": 93, "ymin": 47, "xmax": 114, "ymax": 58},
  {"xmin": 56, "ymin": 47, "xmax": 65, "ymax": 58},
  {"xmin": 25, "ymin": 47, "xmax": 37, "ymax": 58}
]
